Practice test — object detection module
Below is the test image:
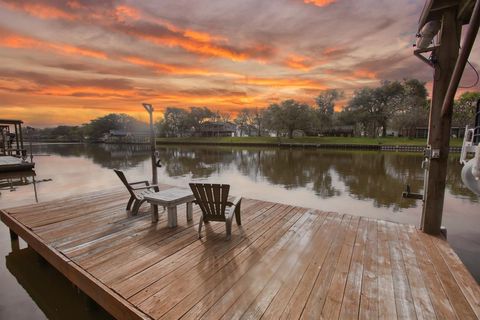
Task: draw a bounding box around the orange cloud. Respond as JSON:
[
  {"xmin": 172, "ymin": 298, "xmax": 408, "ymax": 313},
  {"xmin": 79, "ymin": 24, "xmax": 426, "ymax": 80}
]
[
  {"xmin": 121, "ymin": 56, "xmax": 207, "ymax": 75},
  {"xmin": 133, "ymin": 32, "xmax": 253, "ymax": 61},
  {"xmin": 303, "ymin": 0, "xmax": 336, "ymax": 7},
  {"xmin": 0, "ymin": 30, "xmax": 107, "ymax": 59},
  {"xmin": 2, "ymin": 1, "xmax": 274, "ymax": 63},
  {"xmin": 283, "ymin": 54, "xmax": 314, "ymax": 71},
  {"xmin": 2, "ymin": 2, "xmax": 75, "ymax": 20},
  {"xmin": 324, "ymin": 67, "xmax": 377, "ymax": 81},
  {"xmin": 36, "ymin": 86, "xmax": 137, "ymax": 99},
  {"xmin": 121, "ymin": 56, "xmax": 240, "ymax": 77},
  {"xmin": 183, "ymin": 29, "xmax": 223, "ymax": 43},
  {"xmin": 156, "ymin": 93, "xmax": 256, "ymax": 106},
  {"xmin": 115, "ymin": 5, "xmax": 140, "ymax": 22},
  {"xmin": 352, "ymin": 69, "xmax": 376, "ymax": 79},
  {"xmin": 238, "ymin": 77, "xmax": 328, "ymax": 90}
]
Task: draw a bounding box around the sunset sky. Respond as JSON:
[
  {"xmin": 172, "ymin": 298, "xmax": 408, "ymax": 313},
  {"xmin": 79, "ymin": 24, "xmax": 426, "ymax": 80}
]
[{"xmin": 0, "ymin": 0, "xmax": 479, "ymax": 127}]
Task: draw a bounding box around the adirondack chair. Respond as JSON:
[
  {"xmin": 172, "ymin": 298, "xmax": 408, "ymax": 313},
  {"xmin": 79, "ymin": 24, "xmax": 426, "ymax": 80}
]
[
  {"xmin": 114, "ymin": 169, "xmax": 160, "ymax": 215},
  {"xmin": 189, "ymin": 183, "xmax": 242, "ymax": 240}
]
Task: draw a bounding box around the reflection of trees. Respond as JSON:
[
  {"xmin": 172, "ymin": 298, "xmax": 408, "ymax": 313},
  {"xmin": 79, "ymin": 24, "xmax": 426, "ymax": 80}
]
[
  {"xmin": 332, "ymin": 152, "xmax": 423, "ymax": 211},
  {"xmin": 158, "ymin": 146, "xmax": 235, "ymax": 178},
  {"xmin": 6, "ymin": 246, "xmax": 113, "ymax": 319},
  {"xmin": 33, "ymin": 144, "xmax": 150, "ymax": 169},
  {"xmin": 35, "ymin": 143, "xmax": 477, "ymax": 207},
  {"xmin": 243, "ymin": 149, "xmax": 340, "ymax": 198}
]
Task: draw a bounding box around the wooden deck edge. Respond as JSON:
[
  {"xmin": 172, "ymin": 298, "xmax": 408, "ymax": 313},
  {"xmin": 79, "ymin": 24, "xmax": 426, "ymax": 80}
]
[
  {"xmin": 0, "ymin": 163, "xmax": 35, "ymax": 172},
  {"xmin": 0, "ymin": 209, "xmax": 152, "ymax": 320}
]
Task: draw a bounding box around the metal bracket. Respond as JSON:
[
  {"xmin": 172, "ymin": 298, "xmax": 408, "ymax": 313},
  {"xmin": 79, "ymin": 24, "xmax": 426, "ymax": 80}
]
[
  {"xmin": 402, "ymin": 184, "xmax": 424, "ymax": 200},
  {"xmin": 413, "ymin": 46, "xmax": 440, "ymax": 68},
  {"xmin": 424, "ymin": 146, "xmax": 440, "ymax": 159}
]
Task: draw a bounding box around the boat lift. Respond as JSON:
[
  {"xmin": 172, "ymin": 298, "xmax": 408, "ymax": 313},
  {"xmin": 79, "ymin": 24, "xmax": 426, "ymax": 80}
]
[
  {"xmin": 460, "ymin": 99, "xmax": 480, "ymax": 195},
  {"xmin": 411, "ymin": 0, "xmax": 479, "ymax": 235},
  {"xmin": 0, "ymin": 119, "xmax": 35, "ymax": 172}
]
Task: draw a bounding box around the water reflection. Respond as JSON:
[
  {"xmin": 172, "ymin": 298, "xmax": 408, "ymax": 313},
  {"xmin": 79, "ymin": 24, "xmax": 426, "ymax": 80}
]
[
  {"xmin": 33, "ymin": 143, "xmax": 151, "ymax": 169},
  {"xmin": 18, "ymin": 144, "xmax": 478, "ymax": 210},
  {"xmin": 161, "ymin": 146, "xmax": 235, "ymax": 178},
  {"xmin": 6, "ymin": 244, "xmax": 112, "ymax": 320},
  {"xmin": 154, "ymin": 145, "xmax": 478, "ymax": 210},
  {"xmin": 0, "ymin": 143, "xmax": 478, "ymax": 320}
]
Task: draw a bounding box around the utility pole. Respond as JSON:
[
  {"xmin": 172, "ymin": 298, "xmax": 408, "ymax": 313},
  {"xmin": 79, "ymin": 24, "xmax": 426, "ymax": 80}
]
[
  {"xmin": 421, "ymin": 8, "xmax": 460, "ymax": 235},
  {"xmin": 143, "ymin": 103, "xmax": 158, "ymax": 188}
]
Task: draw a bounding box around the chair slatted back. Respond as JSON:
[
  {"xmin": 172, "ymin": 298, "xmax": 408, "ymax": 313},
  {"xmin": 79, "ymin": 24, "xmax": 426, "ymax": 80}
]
[
  {"xmin": 114, "ymin": 169, "xmax": 136, "ymax": 198},
  {"xmin": 189, "ymin": 183, "xmax": 230, "ymax": 221}
]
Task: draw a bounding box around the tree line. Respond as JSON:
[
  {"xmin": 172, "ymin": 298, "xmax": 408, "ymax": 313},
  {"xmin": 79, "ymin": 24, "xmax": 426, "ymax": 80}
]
[
  {"xmin": 157, "ymin": 79, "xmax": 479, "ymax": 139},
  {"xmin": 30, "ymin": 113, "xmax": 148, "ymax": 141},
  {"xmin": 30, "ymin": 79, "xmax": 479, "ymax": 140}
]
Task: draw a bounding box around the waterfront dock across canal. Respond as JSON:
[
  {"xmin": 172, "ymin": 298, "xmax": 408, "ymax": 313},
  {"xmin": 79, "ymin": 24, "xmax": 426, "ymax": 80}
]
[{"xmin": 1, "ymin": 185, "xmax": 479, "ymax": 319}]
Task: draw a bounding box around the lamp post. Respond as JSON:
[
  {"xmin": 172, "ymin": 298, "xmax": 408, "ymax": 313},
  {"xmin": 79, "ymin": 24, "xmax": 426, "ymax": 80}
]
[{"xmin": 142, "ymin": 103, "xmax": 158, "ymax": 188}]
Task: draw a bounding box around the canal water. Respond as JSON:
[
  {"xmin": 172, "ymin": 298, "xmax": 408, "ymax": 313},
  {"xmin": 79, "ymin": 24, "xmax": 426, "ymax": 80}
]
[{"xmin": 0, "ymin": 143, "xmax": 478, "ymax": 319}]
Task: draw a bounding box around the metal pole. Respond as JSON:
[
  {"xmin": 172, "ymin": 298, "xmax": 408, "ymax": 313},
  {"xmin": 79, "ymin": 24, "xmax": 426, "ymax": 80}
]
[
  {"xmin": 19, "ymin": 123, "xmax": 24, "ymax": 152},
  {"xmin": 14, "ymin": 124, "xmax": 19, "ymax": 156},
  {"xmin": 441, "ymin": 0, "xmax": 480, "ymax": 118},
  {"xmin": 143, "ymin": 103, "xmax": 158, "ymax": 187}
]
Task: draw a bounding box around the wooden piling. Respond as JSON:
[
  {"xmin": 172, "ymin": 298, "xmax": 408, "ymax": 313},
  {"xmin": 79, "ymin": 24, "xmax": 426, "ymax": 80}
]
[{"xmin": 421, "ymin": 8, "xmax": 461, "ymax": 235}]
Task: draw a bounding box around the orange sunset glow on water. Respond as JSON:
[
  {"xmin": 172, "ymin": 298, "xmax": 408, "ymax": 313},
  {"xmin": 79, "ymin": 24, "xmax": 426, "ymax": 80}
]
[{"xmin": 0, "ymin": 0, "xmax": 478, "ymax": 127}]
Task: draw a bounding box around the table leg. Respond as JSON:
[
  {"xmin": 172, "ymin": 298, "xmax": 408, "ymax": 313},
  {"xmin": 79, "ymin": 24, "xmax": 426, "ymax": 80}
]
[
  {"xmin": 186, "ymin": 202, "xmax": 193, "ymax": 221},
  {"xmin": 167, "ymin": 206, "xmax": 178, "ymax": 228},
  {"xmin": 151, "ymin": 204, "xmax": 159, "ymax": 223}
]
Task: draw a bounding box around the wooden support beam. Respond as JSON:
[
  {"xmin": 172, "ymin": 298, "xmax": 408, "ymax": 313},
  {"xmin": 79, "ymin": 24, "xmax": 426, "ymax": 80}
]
[
  {"xmin": 421, "ymin": 8, "xmax": 461, "ymax": 235},
  {"xmin": 441, "ymin": 0, "xmax": 480, "ymax": 117},
  {"xmin": 9, "ymin": 228, "xmax": 18, "ymax": 240}
]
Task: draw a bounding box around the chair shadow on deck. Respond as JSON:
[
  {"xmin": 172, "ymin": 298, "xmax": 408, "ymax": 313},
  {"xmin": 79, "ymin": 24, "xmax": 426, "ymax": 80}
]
[{"xmin": 196, "ymin": 218, "xmax": 255, "ymax": 284}]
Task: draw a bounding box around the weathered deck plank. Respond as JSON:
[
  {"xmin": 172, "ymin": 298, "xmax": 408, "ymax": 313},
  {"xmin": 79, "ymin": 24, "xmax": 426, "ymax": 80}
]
[{"xmin": 1, "ymin": 186, "xmax": 479, "ymax": 320}]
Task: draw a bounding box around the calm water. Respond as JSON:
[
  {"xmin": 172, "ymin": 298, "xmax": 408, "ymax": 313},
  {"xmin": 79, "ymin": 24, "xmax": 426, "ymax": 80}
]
[{"xmin": 0, "ymin": 143, "xmax": 479, "ymax": 319}]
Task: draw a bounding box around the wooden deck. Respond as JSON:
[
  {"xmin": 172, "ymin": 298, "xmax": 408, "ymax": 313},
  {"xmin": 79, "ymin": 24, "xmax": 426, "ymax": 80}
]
[
  {"xmin": 1, "ymin": 185, "xmax": 479, "ymax": 320},
  {"xmin": 0, "ymin": 155, "xmax": 34, "ymax": 172}
]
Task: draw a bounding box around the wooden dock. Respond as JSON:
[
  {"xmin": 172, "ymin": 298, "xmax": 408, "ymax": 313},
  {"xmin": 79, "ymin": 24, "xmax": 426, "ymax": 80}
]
[
  {"xmin": 0, "ymin": 155, "xmax": 34, "ymax": 172},
  {"xmin": 1, "ymin": 185, "xmax": 479, "ymax": 320}
]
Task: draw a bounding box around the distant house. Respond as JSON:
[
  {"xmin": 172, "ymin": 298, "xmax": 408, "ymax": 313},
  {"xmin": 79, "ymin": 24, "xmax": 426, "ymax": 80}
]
[
  {"xmin": 414, "ymin": 126, "xmax": 466, "ymax": 139},
  {"xmin": 193, "ymin": 122, "xmax": 236, "ymax": 137},
  {"xmin": 318, "ymin": 126, "xmax": 354, "ymax": 137},
  {"xmin": 236, "ymin": 124, "xmax": 262, "ymax": 137},
  {"xmin": 385, "ymin": 129, "xmax": 399, "ymax": 137},
  {"xmin": 102, "ymin": 129, "xmax": 150, "ymax": 143}
]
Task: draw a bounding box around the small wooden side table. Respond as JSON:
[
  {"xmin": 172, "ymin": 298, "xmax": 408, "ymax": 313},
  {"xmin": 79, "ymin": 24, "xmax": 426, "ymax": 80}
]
[{"xmin": 143, "ymin": 188, "xmax": 195, "ymax": 227}]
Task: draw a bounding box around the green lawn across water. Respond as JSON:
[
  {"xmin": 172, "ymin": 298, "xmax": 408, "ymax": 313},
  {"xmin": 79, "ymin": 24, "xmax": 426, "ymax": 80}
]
[{"xmin": 156, "ymin": 136, "xmax": 464, "ymax": 147}]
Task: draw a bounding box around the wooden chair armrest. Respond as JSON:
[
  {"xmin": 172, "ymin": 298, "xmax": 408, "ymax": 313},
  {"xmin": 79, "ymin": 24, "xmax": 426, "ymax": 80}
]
[
  {"xmin": 131, "ymin": 184, "xmax": 160, "ymax": 191},
  {"xmin": 226, "ymin": 205, "xmax": 236, "ymax": 221},
  {"xmin": 226, "ymin": 196, "xmax": 241, "ymax": 221},
  {"xmin": 226, "ymin": 196, "xmax": 242, "ymax": 207},
  {"xmin": 129, "ymin": 180, "xmax": 149, "ymax": 186}
]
